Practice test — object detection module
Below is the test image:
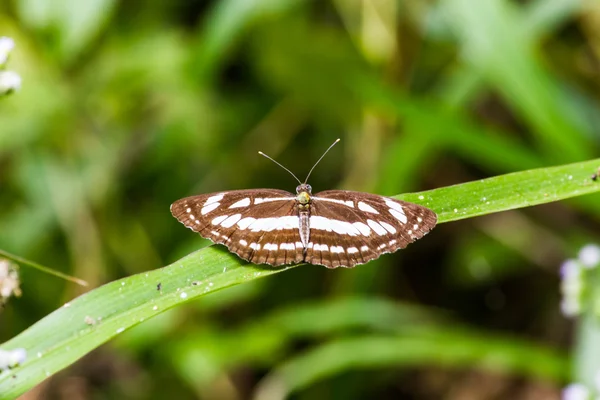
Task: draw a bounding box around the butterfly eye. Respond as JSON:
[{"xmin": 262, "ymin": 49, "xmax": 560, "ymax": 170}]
[{"xmin": 296, "ymin": 184, "xmax": 312, "ymax": 194}]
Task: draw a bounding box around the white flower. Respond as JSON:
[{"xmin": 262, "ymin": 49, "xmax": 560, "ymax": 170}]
[
  {"xmin": 559, "ymin": 260, "xmax": 585, "ymax": 317},
  {"xmin": 579, "ymin": 245, "xmax": 600, "ymax": 269},
  {"xmin": 0, "ymin": 259, "xmax": 21, "ymax": 301},
  {"xmin": 0, "ymin": 37, "xmax": 15, "ymax": 65},
  {"xmin": 0, "ymin": 70, "xmax": 21, "ymax": 94},
  {"xmin": 561, "ymin": 260, "xmax": 582, "ymax": 279},
  {"xmin": 563, "ymin": 383, "xmax": 591, "ymax": 400},
  {"xmin": 561, "ymin": 298, "xmax": 582, "ymax": 317}
]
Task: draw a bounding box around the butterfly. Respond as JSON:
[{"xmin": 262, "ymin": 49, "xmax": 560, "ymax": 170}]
[{"xmin": 171, "ymin": 139, "xmax": 437, "ymax": 268}]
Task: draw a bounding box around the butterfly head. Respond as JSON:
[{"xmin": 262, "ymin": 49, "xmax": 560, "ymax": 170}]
[{"xmin": 296, "ymin": 183, "xmax": 312, "ymax": 206}]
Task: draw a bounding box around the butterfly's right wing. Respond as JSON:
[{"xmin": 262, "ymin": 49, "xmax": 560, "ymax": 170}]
[
  {"xmin": 308, "ymin": 190, "xmax": 437, "ymax": 268},
  {"xmin": 170, "ymin": 189, "xmax": 304, "ymax": 265}
]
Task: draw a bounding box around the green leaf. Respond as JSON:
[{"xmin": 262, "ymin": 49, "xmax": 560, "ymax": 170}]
[
  {"xmin": 253, "ymin": 330, "xmax": 568, "ymax": 399},
  {"xmin": 442, "ymin": 0, "xmax": 592, "ymax": 162},
  {"xmin": 0, "ymin": 249, "xmax": 293, "ymax": 398},
  {"xmin": 401, "ymin": 158, "xmax": 600, "ymax": 223},
  {"xmin": 166, "ymin": 297, "xmax": 440, "ymax": 388},
  {"xmin": 15, "ymin": 0, "xmax": 117, "ymax": 62},
  {"xmin": 2, "ymin": 157, "xmax": 600, "ymax": 397},
  {"xmin": 194, "ymin": 0, "xmax": 304, "ymax": 81}
]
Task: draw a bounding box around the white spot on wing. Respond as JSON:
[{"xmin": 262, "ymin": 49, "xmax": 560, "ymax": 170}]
[
  {"xmin": 205, "ymin": 194, "xmax": 224, "ymax": 205},
  {"xmin": 379, "ymin": 221, "xmax": 397, "ymax": 234},
  {"xmin": 254, "ymin": 197, "xmax": 291, "ymax": 204},
  {"xmin": 313, "ymin": 197, "xmax": 354, "ymax": 207},
  {"xmin": 220, "ymin": 214, "xmax": 242, "ymax": 228},
  {"xmin": 264, "ymin": 243, "xmax": 278, "ymax": 251},
  {"xmin": 390, "ymin": 209, "xmax": 407, "ymax": 224},
  {"xmin": 295, "ymin": 242, "xmax": 304, "ymax": 248},
  {"xmin": 360, "ymin": 245, "xmax": 369, "ymax": 252},
  {"xmin": 367, "ymin": 219, "xmax": 387, "ymax": 235},
  {"xmin": 330, "ymin": 245, "xmax": 344, "ymax": 253},
  {"xmin": 229, "ymin": 198, "xmax": 251, "ymax": 208},
  {"xmin": 237, "ymin": 217, "xmax": 256, "ymax": 230},
  {"xmin": 358, "ymin": 201, "xmax": 379, "ymax": 214},
  {"xmin": 211, "ymin": 215, "xmax": 228, "ymax": 225},
  {"xmin": 353, "ymin": 222, "xmax": 371, "ymax": 236},
  {"xmin": 385, "ymin": 199, "xmax": 404, "ymax": 213},
  {"xmin": 239, "ymin": 239, "xmax": 248, "ymax": 246},
  {"xmin": 279, "ymin": 243, "xmax": 295, "ymax": 250},
  {"xmin": 249, "ymin": 242, "xmax": 260, "ymax": 250},
  {"xmin": 314, "ymin": 244, "xmax": 329, "ymax": 252},
  {"xmin": 248, "ymin": 216, "xmax": 298, "ymax": 231},
  {"xmin": 332, "ymin": 220, "xmax": 360, "ymax": 235},
  {"xmin": 347, "ymin": 247, "xmax": 359, "ymax": 254},
  {"xmin": 310, "ymin": 216, "xmax": 360, "ymax": 235},
  {"xmin": 186, "ymin": 207, "xmax": 191, "ymax": 213},
  {"xmin": 201, "ymin": 203, "xmax": 219, "ymax": 215}
]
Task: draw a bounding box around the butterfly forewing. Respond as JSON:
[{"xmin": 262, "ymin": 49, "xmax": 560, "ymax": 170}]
[
  {"xmin": 170, "ymin": 189, "xmax": 305, "ymax": 265},
  {"xmin": 308, "ymin": 190, "xmax": 437, "ymax": 268}
]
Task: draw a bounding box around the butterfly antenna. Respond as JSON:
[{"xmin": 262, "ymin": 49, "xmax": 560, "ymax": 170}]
[
  {"xmin": 303, "ymin": 138, "xmax": 340, "ymax": 184},
  {"xmin": 258, "ymin": 151, "xmax": 302, "ymax": 185}
]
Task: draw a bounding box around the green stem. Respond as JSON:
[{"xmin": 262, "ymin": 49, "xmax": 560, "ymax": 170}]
[{"xmin": 0, "ymin": 249, "xmax": 88, "ymax": 287}]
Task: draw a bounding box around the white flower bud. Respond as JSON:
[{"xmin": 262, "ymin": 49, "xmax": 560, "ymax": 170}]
[
  {"xmin": 0, "ymin": 70, "xmax": 21, "ymax": 94},
  {"xmin": 562, "ymin": 383, "xmax": 591, "ymax": 400},
  {"xmin": 561, "ymin": 260, "xmax": 582, "ymax": 279},
  {"xmin": 0, "ymin": 37, "xmax": 15, "ymax": 65},
  {"xmin": 0, "ymin": 259, "xmax": 21, "ymax": 302},
  {"xmin": 560, "ymin": 259, "xmax": 584, "ymax": 317},
  {"xmin": 579, "ymin": 244, "xmax": 600, "ymax": 269},
  {"xmin": 561, "ymin": 298, "xmax": 582, "ymax": 317}
]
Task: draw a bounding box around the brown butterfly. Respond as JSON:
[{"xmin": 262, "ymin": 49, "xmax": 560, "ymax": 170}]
[{"xmin": 171, "ymin": 139, "xmax": 436, "ymax": 268}]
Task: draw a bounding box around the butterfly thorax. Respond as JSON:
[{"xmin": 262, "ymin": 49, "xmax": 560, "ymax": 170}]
[{"xmin": 295, "ymin": 183, "xmax": 312, "ymax": 210}]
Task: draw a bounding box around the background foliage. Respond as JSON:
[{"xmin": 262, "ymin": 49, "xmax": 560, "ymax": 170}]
[{"xmin": 1, "ymin": 0, "xmax": 599, "ymax": 399}]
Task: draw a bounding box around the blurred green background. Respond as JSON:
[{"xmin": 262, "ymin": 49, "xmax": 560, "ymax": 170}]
[{"xmin": 1, "ymin": 0, "xmax": 600, "ymax": 398}]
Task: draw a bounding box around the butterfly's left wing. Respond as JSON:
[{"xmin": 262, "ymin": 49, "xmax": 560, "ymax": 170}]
[
  {"xmin": 171, "ymin": 189, "xmax": 304, "ymax": 265},
  {"xmin": 308, "ymin": 190, "xmax": 437, "ymax": 268}
]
